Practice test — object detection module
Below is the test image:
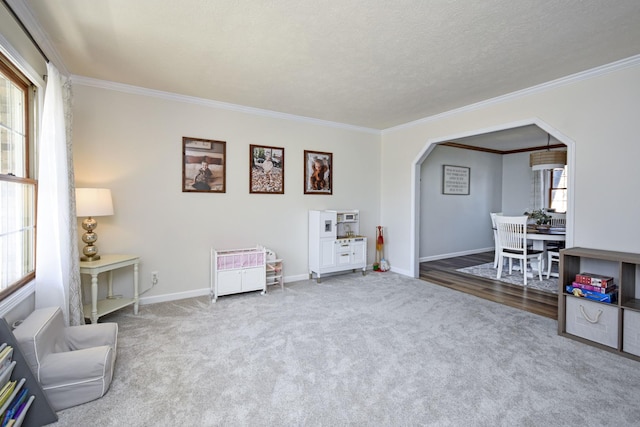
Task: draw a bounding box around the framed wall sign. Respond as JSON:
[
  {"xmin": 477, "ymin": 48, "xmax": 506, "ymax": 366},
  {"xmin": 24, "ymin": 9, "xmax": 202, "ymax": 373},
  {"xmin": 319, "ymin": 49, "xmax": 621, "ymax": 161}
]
[
  {"xmin": 249, "ymin": 144, "xmax": 284, "ymax": 194},
  {"xmin": 304, "ymin": 150, "xmax": 332, "ymax": 195},
  {"xmin": 442, "ymin": 165, "xmax": 470, "ymax": 195},
  {"xmin": 182, "ymin": 137, "xmax": 226, "ymax": 193}
]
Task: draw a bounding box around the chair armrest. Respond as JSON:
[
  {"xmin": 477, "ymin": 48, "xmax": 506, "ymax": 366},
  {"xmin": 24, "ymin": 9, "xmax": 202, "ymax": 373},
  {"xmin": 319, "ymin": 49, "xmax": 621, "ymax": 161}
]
[
  {"xmin": 39, "ymin": 346, "xmax": 114, "ymax": 386},
  {"xmin": 65, "ymin": 323, "xmax": 118, "ymax": 351}
]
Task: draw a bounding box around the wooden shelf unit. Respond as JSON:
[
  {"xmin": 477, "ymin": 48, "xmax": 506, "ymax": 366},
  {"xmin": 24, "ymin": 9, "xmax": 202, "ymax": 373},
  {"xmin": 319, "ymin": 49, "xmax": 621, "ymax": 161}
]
[{"xmin": 558, "ymin": 247, "xmax": 640, "ymax": 361}]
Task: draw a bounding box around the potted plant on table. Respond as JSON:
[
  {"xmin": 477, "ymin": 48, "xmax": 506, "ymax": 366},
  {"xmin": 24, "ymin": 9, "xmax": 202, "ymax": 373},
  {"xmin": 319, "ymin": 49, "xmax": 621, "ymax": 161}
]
[{"xmin": 524, "ymin": 209, "xmax": 551, "ymax": 229}]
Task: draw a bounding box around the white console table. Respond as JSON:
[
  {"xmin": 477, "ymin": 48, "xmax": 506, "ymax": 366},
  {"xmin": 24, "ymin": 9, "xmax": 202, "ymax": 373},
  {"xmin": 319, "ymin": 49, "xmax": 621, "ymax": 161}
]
[{"xmin": 80, "ymin": 254, "xmax": 139, "ymax": 323}]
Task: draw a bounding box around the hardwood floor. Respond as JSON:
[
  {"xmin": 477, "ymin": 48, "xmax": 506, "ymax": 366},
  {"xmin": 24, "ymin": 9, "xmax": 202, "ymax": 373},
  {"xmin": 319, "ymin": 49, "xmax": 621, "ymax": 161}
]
[{"xmin": 419, "ymin": 251, "xmax": 558, "ymax": 319}]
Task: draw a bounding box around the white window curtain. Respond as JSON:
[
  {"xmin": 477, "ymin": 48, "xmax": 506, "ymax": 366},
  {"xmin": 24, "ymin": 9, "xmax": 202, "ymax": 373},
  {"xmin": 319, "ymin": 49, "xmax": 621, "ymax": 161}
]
[
  {"xmin": 531, "ymin": 170, "xmax": 544, "ymax": 211},
  {"xmin": 35, "ymin": 62, "xmax": 84, "ymax": 325}
]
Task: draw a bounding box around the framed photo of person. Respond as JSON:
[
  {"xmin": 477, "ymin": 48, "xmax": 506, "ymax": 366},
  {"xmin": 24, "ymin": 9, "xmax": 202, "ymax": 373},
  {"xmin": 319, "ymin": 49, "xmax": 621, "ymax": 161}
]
[
  {"xmin": 249, "ymin": 144, "xmax": 285, "ymax": 194},
  {"xmin": 182, "ymin": 137, "xmax": 226, "ymax": 193},
  {"xmin": 304, "ymin": 150, "xmax": 332, "ymax": 195}
]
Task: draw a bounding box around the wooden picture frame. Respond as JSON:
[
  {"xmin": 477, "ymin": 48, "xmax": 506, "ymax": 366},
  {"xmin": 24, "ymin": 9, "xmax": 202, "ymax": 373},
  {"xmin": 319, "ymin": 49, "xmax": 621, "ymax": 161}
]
[
  {"xmin": 304, "ymin": 150, "xmax": 332, "ymax": 195},
  {"xmin": 442, "ymin": 164, "xmax": 470, "ymax": 195},
  {"xmin": 249, "ymin": 144, "xmax": 284, "ymax": 194},
  {"xmin": 182, "ymin": 137, "xmax": 226, "ymax": 193}
]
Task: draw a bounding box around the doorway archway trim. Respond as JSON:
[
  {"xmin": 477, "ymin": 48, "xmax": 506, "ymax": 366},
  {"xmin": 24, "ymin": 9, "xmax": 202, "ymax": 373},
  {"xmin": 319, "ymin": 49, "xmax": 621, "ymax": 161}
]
[{"xmin": 410, "ymin": 118, "xmax": 575, "ymax": 278}]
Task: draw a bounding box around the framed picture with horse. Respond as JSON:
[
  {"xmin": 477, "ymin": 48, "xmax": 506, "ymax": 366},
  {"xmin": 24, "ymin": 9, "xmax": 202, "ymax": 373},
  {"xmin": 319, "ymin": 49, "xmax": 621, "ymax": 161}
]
[{"xmin": 304, "ymin": 150, "xmax": 332, "ymax": 195}]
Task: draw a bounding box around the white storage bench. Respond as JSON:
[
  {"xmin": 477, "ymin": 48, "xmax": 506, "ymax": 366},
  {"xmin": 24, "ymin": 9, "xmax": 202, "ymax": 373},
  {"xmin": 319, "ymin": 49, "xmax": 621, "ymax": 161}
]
[{"xmin": 211, "ymin": 246, "xmax": 266, "ymax": 302}]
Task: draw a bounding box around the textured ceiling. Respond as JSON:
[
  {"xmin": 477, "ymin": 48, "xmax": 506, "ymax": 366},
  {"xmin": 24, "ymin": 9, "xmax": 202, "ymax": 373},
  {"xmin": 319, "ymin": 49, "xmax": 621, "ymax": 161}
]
[{"xmin": 15, "ymin": 0, "xmax": 640, "ymax": 130}]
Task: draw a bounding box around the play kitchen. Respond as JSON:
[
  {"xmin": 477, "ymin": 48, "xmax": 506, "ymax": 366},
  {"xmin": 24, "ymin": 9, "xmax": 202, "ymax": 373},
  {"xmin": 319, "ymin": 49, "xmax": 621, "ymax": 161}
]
[{"xmin": 308, "ymin": 209, "xmax": 367, "ymax": 282}]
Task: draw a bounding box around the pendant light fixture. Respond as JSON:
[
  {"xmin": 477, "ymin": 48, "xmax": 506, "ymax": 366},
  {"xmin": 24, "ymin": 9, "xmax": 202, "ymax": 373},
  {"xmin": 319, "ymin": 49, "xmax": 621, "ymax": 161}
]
[{"xmin": 530, "ymin": 133, "xmax": 567, "ymax": 170}]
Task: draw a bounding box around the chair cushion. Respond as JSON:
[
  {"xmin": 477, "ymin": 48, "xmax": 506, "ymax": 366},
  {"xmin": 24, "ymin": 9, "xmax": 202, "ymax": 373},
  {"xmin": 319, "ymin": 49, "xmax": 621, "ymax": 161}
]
[
  {"xmin": 12, "ymin": 307, "xmax": 66, "ymax": 381},
  {"xmin": 65, "ymin": 323, "xmax": 118, "ymax": 352},
  {"xmin": 39, "ymin": 346, "xmax": 113, "ymax": 385}
]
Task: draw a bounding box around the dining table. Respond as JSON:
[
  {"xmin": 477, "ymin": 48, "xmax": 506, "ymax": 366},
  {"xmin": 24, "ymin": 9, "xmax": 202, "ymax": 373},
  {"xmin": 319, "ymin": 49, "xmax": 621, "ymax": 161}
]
[{"xmin": 526, "ymin": 226, "xmax": 566, "ymax": 276}]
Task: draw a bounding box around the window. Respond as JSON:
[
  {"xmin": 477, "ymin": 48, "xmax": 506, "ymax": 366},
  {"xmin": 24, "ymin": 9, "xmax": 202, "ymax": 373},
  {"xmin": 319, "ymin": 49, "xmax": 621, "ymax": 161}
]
[
  {"xmin": 548, "ymin": 166, "xmax": 567, "ymax": 213},
  {"xmin": 0, "ymin": 52, "xmax": 36, "ymax": 298}
]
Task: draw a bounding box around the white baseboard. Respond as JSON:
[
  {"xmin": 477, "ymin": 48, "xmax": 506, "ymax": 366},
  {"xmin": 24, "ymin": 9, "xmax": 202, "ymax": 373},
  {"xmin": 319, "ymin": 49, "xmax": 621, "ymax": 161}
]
[
  {"xmin": 138, "ymin": 269, "xmax": 403, "ymax": 305},
  {"xmin": 388, "ymin": 266, "xmax": 412, "ymax": 276},
  {"xmin": 419, "ymin": 247, "xmax": 494, "ymax": 263},
  {"xmin": 139, "ymin": 288, "xmax": 210, "ymax": 305}
]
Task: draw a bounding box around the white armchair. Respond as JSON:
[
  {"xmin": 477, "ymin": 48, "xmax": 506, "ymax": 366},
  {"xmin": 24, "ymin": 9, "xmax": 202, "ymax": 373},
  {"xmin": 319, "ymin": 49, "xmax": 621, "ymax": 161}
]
[{"xmin": 13, "ymin": 306, "xmax": 117, "ymax": 411}]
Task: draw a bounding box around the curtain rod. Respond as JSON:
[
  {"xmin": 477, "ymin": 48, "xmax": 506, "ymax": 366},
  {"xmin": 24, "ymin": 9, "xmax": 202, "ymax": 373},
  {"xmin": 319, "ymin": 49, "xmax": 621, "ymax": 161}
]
[{"xmin": 2, "ymin": 0, "xmax": 49, "ymax": 63}]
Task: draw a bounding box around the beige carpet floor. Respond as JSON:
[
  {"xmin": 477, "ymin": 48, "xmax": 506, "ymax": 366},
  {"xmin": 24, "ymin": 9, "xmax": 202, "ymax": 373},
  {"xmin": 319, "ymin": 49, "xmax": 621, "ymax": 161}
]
[{"xmin": 51, "ymin": 272, "xmax": 639, "ymax": 426}]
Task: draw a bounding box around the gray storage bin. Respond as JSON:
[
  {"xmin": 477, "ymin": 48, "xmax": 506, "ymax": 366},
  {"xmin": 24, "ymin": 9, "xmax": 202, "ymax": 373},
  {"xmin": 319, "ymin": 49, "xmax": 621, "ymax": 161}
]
[
  {"xmin": 566, "ymin": 296, "xmax": 618, "ymax": 348},
  {"xmin": 623, "ymin": 309, "xmax": 640, "ymax": 356}
]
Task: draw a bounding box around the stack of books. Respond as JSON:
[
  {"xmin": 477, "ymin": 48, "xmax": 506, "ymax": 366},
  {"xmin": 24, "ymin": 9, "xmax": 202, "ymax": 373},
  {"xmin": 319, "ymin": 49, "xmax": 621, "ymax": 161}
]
[
  {"xmin": 0, "ymin": 343, "xmax": 34, "ymax": 427},
  {"xmin": 566, "ymin": 272, "xmax": 617, "ymax": 303}
]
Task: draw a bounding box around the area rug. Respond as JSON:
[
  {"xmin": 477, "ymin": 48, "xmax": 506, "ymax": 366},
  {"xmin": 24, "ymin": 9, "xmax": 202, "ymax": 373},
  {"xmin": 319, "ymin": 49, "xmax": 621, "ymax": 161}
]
[{"xmin": 457, "ymin": 262, "xmax": 559, "ymax": 294}]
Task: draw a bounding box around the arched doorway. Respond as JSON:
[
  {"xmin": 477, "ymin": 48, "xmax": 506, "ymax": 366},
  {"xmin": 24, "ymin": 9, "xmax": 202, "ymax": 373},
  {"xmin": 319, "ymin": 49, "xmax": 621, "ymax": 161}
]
[{"xmin": 410, "ymin": 118, "xmax": 575, "ymax": 278}]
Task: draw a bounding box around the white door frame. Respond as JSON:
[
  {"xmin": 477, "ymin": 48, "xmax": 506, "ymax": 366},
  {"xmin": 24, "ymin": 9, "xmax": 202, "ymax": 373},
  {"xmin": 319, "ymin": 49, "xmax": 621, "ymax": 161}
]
[{"xmin": 409, "ymin": 118, "xmax": 575, "ymax": 278}]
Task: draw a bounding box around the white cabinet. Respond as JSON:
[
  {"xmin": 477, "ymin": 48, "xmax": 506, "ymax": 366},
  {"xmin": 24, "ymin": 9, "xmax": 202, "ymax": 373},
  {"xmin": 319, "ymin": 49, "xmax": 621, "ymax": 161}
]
[
  {"xmin": 211, "ymin": 246, "xmax": 266, "ymax": 301},
  {"xmin": 352, "ymin": 239, "xmax": 366, "ymax": 265},
  {"xmin": 309, "ymin": 210, "xmax": 367, "ymax": 282},
  {"xmin": 309, "ymin": 237, "xmax": 367, "ymax": 283},
  {"xmin": 319, "ymin": 239, "xmax": 337, "ymax": 268}
]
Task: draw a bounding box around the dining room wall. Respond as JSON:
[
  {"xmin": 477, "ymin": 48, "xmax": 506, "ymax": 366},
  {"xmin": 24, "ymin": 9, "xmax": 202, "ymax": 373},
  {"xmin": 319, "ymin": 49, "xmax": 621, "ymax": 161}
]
[
  {"xmin": 501, "ymin": 152, "xmax": 533, "ymax": 215},
  {"xmin": 419, "ymin": 144, "xmax": 502, "ymax": 260}
]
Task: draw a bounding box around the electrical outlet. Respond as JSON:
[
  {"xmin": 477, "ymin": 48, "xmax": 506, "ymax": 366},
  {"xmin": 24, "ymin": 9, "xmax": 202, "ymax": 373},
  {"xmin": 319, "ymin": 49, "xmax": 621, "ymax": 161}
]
[{"xmin": 151, "ymin": 271, "xmax": 159, "ymax": 286}]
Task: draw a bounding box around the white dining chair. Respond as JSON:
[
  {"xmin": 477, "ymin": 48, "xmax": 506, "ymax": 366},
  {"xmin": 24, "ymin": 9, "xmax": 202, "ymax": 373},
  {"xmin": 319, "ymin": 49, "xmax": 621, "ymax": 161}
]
[
  {"xmin": 546, "ymin": 249, "xmax": 560, "ymax": 278},
  {"xmin": 549, "ymin": 212, "xmax": 566, "ymax": 227},
  {"xmin": 494, "ymin": 215, "xmax": 543, "ymax": 285},
  {"xmin": 490, "ymin": 212, "xmax": 503, "ymax": 268}
]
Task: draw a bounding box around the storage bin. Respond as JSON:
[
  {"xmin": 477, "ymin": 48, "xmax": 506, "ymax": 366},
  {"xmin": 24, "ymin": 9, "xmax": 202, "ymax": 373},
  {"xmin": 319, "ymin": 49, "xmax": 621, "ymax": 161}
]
[
  {"xmin": 623, "ymin": 309, "xmax": 640, "ymax": 357},
  {"xmin": 565, "ymin": 296, "xmax": 619, "ymax": 348}
]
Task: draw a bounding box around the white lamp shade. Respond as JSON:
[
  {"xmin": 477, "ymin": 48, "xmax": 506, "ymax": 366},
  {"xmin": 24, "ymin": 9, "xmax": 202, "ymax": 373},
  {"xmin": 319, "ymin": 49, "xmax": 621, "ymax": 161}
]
[{"xmin": 75, "ymin": 188, "xmax": 114, "ymax": 217}]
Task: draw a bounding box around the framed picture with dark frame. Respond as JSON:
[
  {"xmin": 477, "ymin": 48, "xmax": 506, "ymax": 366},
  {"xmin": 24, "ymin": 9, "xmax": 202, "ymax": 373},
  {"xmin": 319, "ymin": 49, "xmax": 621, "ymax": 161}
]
[
  {"xmin": 442, "ymin": 164, "xmax": 470, "ymax": 195},
  {"xmin": 182, "ymin": 137, "xmax": 226, "ymax": 193},
  {"xmin": 249, "ymin": 144, "xmax": 284, "ymax": 194},
  {"xmin": 304, "ymin": 150, "xmax": 332, "ymax": 195}
]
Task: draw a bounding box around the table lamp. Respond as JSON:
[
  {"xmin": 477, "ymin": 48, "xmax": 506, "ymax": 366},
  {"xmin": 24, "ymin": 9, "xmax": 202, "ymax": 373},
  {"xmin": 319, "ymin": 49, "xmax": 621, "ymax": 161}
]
[{"xmin": 75, "ymin": 188, "xmax": 114, "ymax": 261}]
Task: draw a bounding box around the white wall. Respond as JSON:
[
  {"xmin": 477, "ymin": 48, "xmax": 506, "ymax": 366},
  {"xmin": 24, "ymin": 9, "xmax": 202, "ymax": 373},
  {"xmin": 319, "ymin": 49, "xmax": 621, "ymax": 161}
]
[
  {"xmin": 419, "ymin": 145, "xmax": 502, "ymax": 260},
  {"xmin": 382, "ymin": 59, "xmax": 640, "ymax": 276},
  {"xmin": 501, "ymin": 152, "xmax": 533, "ymax": 215},
  {"xmin": 72, "ymin": 84, "xmax": 381, "ymax": 303}
]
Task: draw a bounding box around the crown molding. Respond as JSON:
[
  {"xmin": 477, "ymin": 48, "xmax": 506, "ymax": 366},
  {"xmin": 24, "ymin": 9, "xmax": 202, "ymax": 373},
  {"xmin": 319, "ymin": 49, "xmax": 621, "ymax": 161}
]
[
  {"xmin": 71, "ymin": 75, "xmax": 381, "ymax": 135},
  {"xmin": 383, "ymin": 54, "xmax": 640, "ymax": 133}
]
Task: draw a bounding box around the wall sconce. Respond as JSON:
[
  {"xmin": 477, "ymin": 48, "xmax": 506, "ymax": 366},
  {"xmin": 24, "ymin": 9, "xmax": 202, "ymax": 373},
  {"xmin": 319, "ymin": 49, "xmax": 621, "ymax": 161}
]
[
  {"xmin": 75, "ymin": 188, "xmax": 114, "ymax": 261},
  {"xmin": 530, "ymin": 133, "xmax": 567, "ymax": 170}
]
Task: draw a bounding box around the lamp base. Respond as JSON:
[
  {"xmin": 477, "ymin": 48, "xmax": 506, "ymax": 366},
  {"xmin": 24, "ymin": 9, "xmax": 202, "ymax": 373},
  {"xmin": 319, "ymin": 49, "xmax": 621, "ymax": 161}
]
[{"xmin": 80, "ymin": 217, "xmax": 101, "ymax": 261}]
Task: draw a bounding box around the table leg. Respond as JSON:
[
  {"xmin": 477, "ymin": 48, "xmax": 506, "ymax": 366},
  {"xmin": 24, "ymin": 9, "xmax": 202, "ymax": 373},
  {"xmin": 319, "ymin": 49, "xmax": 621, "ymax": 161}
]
[
  {"xmin": 133, "ymin": 262, "xmax": 139, "ymax": 315},
  {"xmin": 107, "ymin": 271, "xmax": 114, "ymax": 298},
  {"xmin": 530, "ymin": 240, "xmax": 547, "ymax": 277},
  {"xmin": 91, "ymin": 273, "xmax": 99, "ymax": 324}
]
